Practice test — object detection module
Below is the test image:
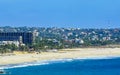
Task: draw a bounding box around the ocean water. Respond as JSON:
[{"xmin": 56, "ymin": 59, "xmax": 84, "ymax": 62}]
[{"xmin": 1, "ymin": 57, "xmax": 120, "ymax": 75}]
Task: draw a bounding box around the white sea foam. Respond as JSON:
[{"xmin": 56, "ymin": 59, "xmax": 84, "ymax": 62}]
[
  {"xmin": 0, "ymin": 62, "xmax": 49, "ymax": 70},
  {"xmin": 47, "ymin": 58, "xmax": 73, "ymax": 63},
  {"xmin": 75, "ymin": 56, "xmax": 120, "ymax": 60}
]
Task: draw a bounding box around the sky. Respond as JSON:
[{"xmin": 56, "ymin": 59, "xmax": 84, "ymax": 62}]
[{"xmin": 0, "ymin": 0, "xmax": 120, "ymax": 28}]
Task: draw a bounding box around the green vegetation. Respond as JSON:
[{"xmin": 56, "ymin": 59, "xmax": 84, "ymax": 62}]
[{"xmin": 0, "ymin": 44, "xmax": 17, "ymax": 54}]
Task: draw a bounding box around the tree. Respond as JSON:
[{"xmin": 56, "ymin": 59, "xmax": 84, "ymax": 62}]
[{"xmin": 19, "ymin": 45, "xmax": 28, "ymax": 51}]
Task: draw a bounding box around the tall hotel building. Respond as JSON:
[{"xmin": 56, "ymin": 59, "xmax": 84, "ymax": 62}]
[{"xmin": 0, "ymin": 32, "xmax": 34, "ymax": 46}]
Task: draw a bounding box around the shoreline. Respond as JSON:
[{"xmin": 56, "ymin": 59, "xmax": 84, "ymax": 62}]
[
  {"xmin": 1, "ymin": 56, "xmax": 120, "ymax": 70},
  {"xmin": 1, "ymin": 48, "xmax": 120, "ymax": 66}
]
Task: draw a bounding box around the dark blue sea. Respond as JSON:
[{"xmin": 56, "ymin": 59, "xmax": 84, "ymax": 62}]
[{"xmin": 1, "ymin": 57, "xmax": 120, "ymax": 75}]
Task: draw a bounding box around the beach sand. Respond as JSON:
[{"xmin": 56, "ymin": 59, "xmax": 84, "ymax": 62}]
[{"xmin": 0, "ymin": 48, "xmax": 120, "ymax": 65}]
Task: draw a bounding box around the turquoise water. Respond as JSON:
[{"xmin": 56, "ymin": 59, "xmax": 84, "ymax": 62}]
[{"xmin": 1, "ymin": 57, "xmax": 120, "ymax": 75}]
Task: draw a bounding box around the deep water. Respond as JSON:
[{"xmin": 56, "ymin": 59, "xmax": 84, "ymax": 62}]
[{"xmin": 1, "ymin": 57, "xmax": 120, "ymax": 75}]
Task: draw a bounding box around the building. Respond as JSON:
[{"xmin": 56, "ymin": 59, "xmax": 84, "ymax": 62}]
[{"xmin": 0, "ymin": 32, "xmax": 34, "ymax": 46}]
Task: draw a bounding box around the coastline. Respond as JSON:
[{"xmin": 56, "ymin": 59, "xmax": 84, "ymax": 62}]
[{"xmin": 0, "ymin": 48, "xmax": 120, "ymax": 66}]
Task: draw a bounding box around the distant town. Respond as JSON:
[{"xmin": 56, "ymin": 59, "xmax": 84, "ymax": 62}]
[{"xmin": 0, "ymin": 26, "xmax": 120, "ymax": 53}]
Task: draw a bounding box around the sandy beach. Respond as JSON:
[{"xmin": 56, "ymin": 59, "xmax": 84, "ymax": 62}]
[{"xmin": 0, "ymin": 48, "xmax": 120, "ymax": 66}]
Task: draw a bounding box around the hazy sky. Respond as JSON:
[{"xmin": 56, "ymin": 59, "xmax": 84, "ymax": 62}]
[{"xmin": 0, "ymin": 0, "xmax": 120, "ymax": 28}]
